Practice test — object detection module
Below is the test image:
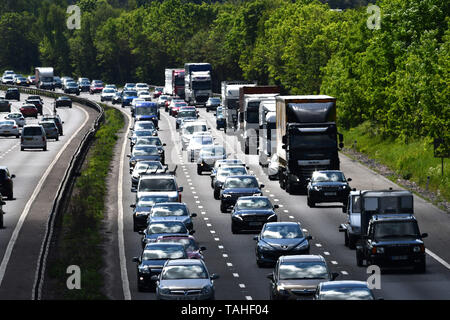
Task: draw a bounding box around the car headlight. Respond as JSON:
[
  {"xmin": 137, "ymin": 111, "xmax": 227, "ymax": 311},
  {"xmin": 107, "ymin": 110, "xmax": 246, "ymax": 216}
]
[
  {"xmin": 223, "ymin": 194, "xmax": 232, "ymax": 198},
  {"xmin": 313, "ymin": 186, "xmax": 321, "ymax": 191},
  {"xmin": 201, "ymin": 286, "xmax": 212, "ymax": 294},
  {"xmin": 295, "ymin": 240, "xmax": 309, "ymax": 249},
  {"xmin": 413, "ymin": 245, "xmax": 424, "ymax": 253},
  {"xmin": 159, "ymin": 288, "xmax": 170, "ymax": 295},
  {"xmin": 258, "ymin": 241, "xmax": 273, "ymax": 251},
  {"xmin": 131, "ymin": 160, "xmax": 137, "ymax": 165},
  {"xmin": 277, "ymin": 286, "xmax": 289, "ymax": 295},
  {"xmin": 233, "ymin": 215, "xmax": 243, "ymax": 221},
  {"xmin": 253, "ymin": 192, "xmax": 262, "ymax": 196},
  {"xmin": 158, "ymin": 149, "xmax": 163, "ymax": 153},
  {"xmin": 376, "ymin": 247, "xmax": 385, "ymax": 254}
]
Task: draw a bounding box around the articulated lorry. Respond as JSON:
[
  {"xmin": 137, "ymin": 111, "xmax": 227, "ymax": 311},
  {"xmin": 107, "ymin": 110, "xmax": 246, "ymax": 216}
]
[
  {"xmin": 35, "ymin": 67, "xmax": 54, "ymax": 90},
  {"xmin": 184, "ymin": 63, "xmax": 212, "ymax": 106},
  {"xmin": 276, "ymin": 95, "xmax": 343, "ymax": 194},
  {"xmin": 221, "ymin": 81, "xmax": 256, "ymax": 130},
  {"xmin": 172, "ymin": 69, "xmax": 185, "ymax": 98},
  {"xmin": 258, "ymin": 99, "xmax": 277, "ymax": 167},
  {"xmin": 238, "ymin": 86, "xmax": 280, "ymax": 154}
]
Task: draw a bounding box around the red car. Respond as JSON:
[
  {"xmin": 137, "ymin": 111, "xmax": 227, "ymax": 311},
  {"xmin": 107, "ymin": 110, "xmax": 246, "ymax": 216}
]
[
  {"xmin": 169, "ymin": 101, "xmax": 188, "ymax": 117},
  {"xmin": 20, "ymin": 104, "xmax": 38, "ymax": 118},
  {"xmin": 89, "ymin": 80, "xmax": 104, "ymax": 94},
  {"xmin": 156, "ymin": 235, "xmax": 206, "ymax": 259},
  {"xmin": 153, "ymin": 87, "xmax": 164, "ymax": 99}
]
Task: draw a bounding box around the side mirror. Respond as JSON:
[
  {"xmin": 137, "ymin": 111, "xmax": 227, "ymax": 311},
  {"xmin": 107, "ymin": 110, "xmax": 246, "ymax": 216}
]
[
  {"xmin": 273, "ymin": 204, "xmax": 279, "ymax": 209},
  {"xmin": 200, "ymin": 246, "xmax": 207, "ymax": 251},
  {"xmin": 126, "ymin": 154, "xmax": 131, "ymax": 158},
  {"xmin": 189, "ymin": 230, "xmax": 195, "ymax": 235},
  {"xmin": 331, "ymin": 272, "xmax": 339, "ymax": 281},
  {"xmin": 0, "ymin": 201, "xmax": 6, "ymax": 206},
  {"xmin": 190, "ymin": 213, "xmax": 197, "ymax": 218},
  {"xmin": 260, "ymin": 184, "xmax": 265, "ymax": 189},
  {"xmin": 306, "ymin": 235, "xmax": 313, "ymax": 241},
  {"xmin": 347, "ymin": 178, "xmax": 352, "ymax": 182},
  {"xmin": 214, "ymin": 113, "xmax": 217, "ymax": 116},
  {"xmin": 339, "ymin": 142, "xmax": 344, "ymax": 149},
  {"xmin": 130, "ymin": 204, "xmax": 136, "ymax": 208},
  {"xmin": 178, "ymin": 187, "xmax": 183, "ymax": 192},
  {"xmin": 210, "ymin": 274, "xmax": 219, "ymax": 280},
  {"xmin": 62, "ymin": 121, "xmax": 65, "ymax": 124},
  {"xmin": 132, "ymin": 257, "xmax": 140, "ymax": 263},
  {"xmin": 131, "ymin": 187, "xmax": 137, "ymax": 193},
  {"xmin": 138, "ymin": 230, "xmax": 144, "ymax": 235},
  {"xmin": 421, "ymin": 233, "xmax": 428, "ymax": 238},
  {"xmin": 163, "ymin": 143, "xmax": 167, "ymax": 146},
  {"xmin": 281, "ymin": 145, "xmax": 286, "ymax": 150},
  {"xmin": 11, "ymin": 174, "xmax": 16, "ymax": 178},
  {"xmin": 266, "ymin": 273, "xmax": 274, "ymax": 281},
  {"xmin": 253, "ymin": 235, "xmax": 259, "ymax": 241}
]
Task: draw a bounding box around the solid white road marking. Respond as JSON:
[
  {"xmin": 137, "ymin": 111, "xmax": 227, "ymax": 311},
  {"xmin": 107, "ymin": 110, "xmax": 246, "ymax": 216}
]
[{"xmin": 245, "ymin": 296, "xmax": 253, "ymax": 300}]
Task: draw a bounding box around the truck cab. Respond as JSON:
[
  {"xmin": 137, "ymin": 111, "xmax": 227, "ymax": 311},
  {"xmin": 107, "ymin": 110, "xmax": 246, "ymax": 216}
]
[
  {"xmin": 339, "ymin": 189, "xmax": 414, "ymax": 250},
  {"xmin": 355, "ymin": 214, "xmax": 427, "ymax": 273}
]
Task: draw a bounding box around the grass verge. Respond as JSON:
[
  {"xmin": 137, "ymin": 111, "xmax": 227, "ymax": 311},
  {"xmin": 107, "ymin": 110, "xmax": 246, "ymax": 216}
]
[
  {"xmin": 47, "ymin": 105, "xmax": 124, "ymax": 299},
  {"xmin": 341, "ymin": 121, "xmax": 449, "ymax": 205}
]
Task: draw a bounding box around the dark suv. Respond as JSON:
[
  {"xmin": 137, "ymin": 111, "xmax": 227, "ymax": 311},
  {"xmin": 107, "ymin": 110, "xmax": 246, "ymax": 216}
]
[
  {"xmin": 5, "ymin": 88, "xmax": 20, "ymax": 101},
  {"xmin": 0, "ymin": 167, "xmax": 15, "ymax": 200},
  {"xmin": 307, "ymin": 170, "xmax": 351, "ymax": 209}
]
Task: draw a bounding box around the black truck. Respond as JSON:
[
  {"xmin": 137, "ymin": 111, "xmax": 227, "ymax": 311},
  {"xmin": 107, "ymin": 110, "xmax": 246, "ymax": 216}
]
[{"xmin": 275, "ymin": 95, "xmax": 343, "ymax": 194}]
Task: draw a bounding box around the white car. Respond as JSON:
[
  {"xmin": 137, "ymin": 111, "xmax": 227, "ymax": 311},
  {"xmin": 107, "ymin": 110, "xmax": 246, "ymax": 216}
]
[
  {"xmin": 180, "ymin": 121, "xmax": 209, "ymax": 150},
  {"xmin": 267, "ymin": 153, "xmax": 279, "ymax": 180},
  {"xmin": 1, "ymin": 76, "xmax": 14, "ymax": 85},
  {"xmin": 100, "ymin": 88, "xmax": 116, "ymax": 102},
  {"xmin": 0, "ymin": 120, "xmax": 20, "ymax": 138},
  {"xmin": 4, "ymin": 113, "xmax": 25, "ymax": 127},
  {"xmin": 138, "ymin": 91, "xmax": 152, "ymax": 101},
  {"xmin": 20, "ymin": 124, "xmax": 47, "ymax": 151},
  {"xmin": 186, "ymin": 134, "xmax": 214, "ymax": 162},
  {"xmin": 135, "ymin": 83, "xmax": 150, "ymax": 92},
  {"xmin": 157, "ymin": 95, "xmax": 169, "ymax": 108}
]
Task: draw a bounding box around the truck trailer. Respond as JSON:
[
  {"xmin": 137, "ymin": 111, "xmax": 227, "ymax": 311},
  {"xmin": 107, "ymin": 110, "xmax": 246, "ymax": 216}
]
[
  {"xmin": 221, "ymin": 81, "xmax": 256, "ymax": 130},
  {"xmin": 164, "ymin": 68, "xmax": 175, "ymax": 95},
  {"xmin": 184, "ymin": 63, "xmax": 212, "ymax": 106},
  {"xmin": 276, "ymin": 95, "xmax": 343, "ymax": 194},
  {"xmin": 172, "ymin": 69, "xmax": 185, "ymax": 98},
  {"xmin": 35, "ymin": 67, "xmax": 54, "ymax": 90},
  {"xmin": 258, "ymin": 100, "xmax": 277, "ymax": 167}
]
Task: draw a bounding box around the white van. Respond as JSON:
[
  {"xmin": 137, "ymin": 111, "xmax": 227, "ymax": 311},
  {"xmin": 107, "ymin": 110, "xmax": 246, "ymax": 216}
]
[{"xmin": 21, "ymin": 124, "xmax": 47, "ymax": 151}]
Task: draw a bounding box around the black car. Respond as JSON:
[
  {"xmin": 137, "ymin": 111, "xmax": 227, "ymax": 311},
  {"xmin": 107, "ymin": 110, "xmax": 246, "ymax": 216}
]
[
  {"xmin": 128, "ymin": 145, "xmax": 163, "ymax": 171},
  {"xmin": 53, "ymin": 76, "xmax": 62, "ymax": 88},
  {"xmin": 130, "ymin": 161, "xmax": 166, "ymax": 189},
  {"xmin": 215, "ymin": 107, "xmax": 226, "ymax": 131},
  {"xmin": 55, "ymin": 96, "xmax": 72, "ymax": 108},
  {"xmin": 212, "ymin": 165, "xmax": 248, "ymax": 200},
  {"xmin": 356, "ymin": 214, "xmax": 427, "ymax": 272},
  {"xmin": 5, "ymin": 88, "xmax": 20, "ymax": 101},
  {"xmin": 132, "ymin": 242, "xmax": 187, "ymax": 291},
  {"xmin": 307, "ymin": 170, "xmax": 351, "ymax": 209},
  {"xmin": 231, "ymin": 196, "xmax": 278, "ymax": 234},
  {"xmin": 0, "ymin": 166, "xmax": 15, "ymax": 200},
  {"xmin": 220, "ymin": 175, "xmax": 264, "ymax": 213},
  {"xmin": 0, "ymin": 99, "xmax": 11, "ymax": 113},
  {"xmin": 131, "ymin": 195, "xmax": 170, "ymax": 231},
  {"xmin": 15, "ymin": 77, "xmax": 29, "ymax": 87},
  {"xmin": 254, "ymin": 222, "xmax": 311, "ymax": 267},
  {"xmin": 139, "ymin": 221, "xmax": 193, "ymax": 249},
  {"xmin": 64, "ymin": 82, "xmax": 80, "ymax": 95},
  {"xmin": 78, "ymin": 80, "xmax": 90, "ymax": 92}
]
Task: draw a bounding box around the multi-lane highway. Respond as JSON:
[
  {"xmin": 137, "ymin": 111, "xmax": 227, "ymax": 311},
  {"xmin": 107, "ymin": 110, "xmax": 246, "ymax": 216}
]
[
  {"xmin": 0, "ymin": 91, "xmax": 98, "ymax": 299},
  {"xmin": 78, "ymin": 90, "xmax": 450, "ymax": 300}
]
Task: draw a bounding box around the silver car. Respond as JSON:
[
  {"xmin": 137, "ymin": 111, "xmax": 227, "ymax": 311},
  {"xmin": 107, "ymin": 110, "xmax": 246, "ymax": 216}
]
[
  {"xmin": 0, "ymin": 120, "xmax": 20, "ymax": 138},
  {"xmin": 20, "ymin": 124, "xmax": 47, "ymax": 151},
  {"xmin": 154, "ymin": 259, "xmax": 219, "ymax": 300},
  {"xmin": 39, "ymin": 120, "xmax": 59, "ymax": 141},
  {"xmin": 186, "ymin": 134, "xmax": 214, "ymax": 162}
]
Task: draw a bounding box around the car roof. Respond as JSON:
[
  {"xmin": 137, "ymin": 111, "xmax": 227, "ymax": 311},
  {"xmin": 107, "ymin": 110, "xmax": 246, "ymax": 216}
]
[
  {"xmin": 144, "ymin": 242, "xmax": 184, "ymax": 249},
  {"xmin": 236, "ymin": 196, "xmax": 270, "ymax": 201},
  {"xmin": 140, "ymin": 174, "xmax": 176, "ymax": 180},
  {"xmin": 224, "ymin": 175, "xmax": 256, "ymax": 179},
  {"xmin": 319, "ymin": 281, "xmax": 370, "ymax": 289},
  {"xmin": 280, "ymin": 255, "xmax": 325, "ymax": 263},
  {"xmin": 166, "ymin": 259, "xmax": 204, "ymax": 266},
  {"xmin": 153, "ymin": 202, "xmax": 187, "ymax": 207}
]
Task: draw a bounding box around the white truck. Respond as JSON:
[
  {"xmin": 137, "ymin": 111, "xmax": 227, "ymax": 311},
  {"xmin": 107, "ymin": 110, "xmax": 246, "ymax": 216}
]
[
  {"xmin": 221, "ymin": 81, "xmax": 256, "ymax": 130},
  {"xmin": 35, "ymin": 67, "xmax": 54, "ymax": 90},
  {"xmin": 164, "ymin": 68, "xmax": 175, "ymax": 95},
  {"xmin": 184, "ymin": 63, "xmax": 212, "ymax": 106},
  {"xmin": 258, "ymin": 99, "xmax": 277, "ymax": 167}
]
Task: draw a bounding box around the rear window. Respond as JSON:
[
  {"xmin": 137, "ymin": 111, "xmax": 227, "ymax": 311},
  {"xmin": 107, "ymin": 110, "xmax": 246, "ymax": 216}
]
[{"xmin": 23, "ymin": 127, "xmax": 43, "ymax": 136}]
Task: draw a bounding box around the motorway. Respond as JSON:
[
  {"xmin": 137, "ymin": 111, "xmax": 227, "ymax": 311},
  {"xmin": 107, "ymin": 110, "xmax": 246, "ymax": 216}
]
[
  {"xmin": 0, "ymin": 90, "xmax": 98, "ymax": 299},
  {"xmin": 78, "ymin": 91, "xmax": 450, "ymax": 300}
]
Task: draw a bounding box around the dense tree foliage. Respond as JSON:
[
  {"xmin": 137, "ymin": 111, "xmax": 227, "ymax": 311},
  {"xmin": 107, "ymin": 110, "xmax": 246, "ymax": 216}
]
[{"xmin": 0, "ymin": 0, "xmax": 447, "ymax": 143}]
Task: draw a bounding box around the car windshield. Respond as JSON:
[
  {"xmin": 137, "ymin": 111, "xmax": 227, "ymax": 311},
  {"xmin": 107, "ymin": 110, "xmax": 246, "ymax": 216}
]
[
  {"xmin": 136, "ymin": 84, "xmax": 147, "ymax": 88},
  {"xmin": 209, "ymin": 98, "xmax": 220, "ymax": 103},
  {"xmin": 374, "ymin": 221, "xmax": 420, "ymax": 239},
  {"xmin": 139, "ymin": 178, "xmax": 176, "ymax": 191},
  {"xmin": 0, "ymin": 121, "xmax": 15, "ymax": 126},
  {"xmin": 262, "ymin": 224, "xmax": 303, "ymax": 239},
  {"xmin": 236, "ymin": 198, "xmax": 272, "ymax": 210},
  {"xmin": 124, "ymin": 91, "xmax": 137, "ymax": 96},
  {"xmin": 135, "ymin": 162, "xmax": 163, "ymax": 172},
  {"xmin": 151, "ymin": 204, "xmax": 188, "ymax": 217},
  {"xmin": 161, "ymin": 265, "xmax": 208, "ymax": 280},
  {"xmin": 319, "ymin": 287, "xmax": 374, "ymax": 300},
  {"xmin": 135, "ymin": 122, "xmax": 155, "ymax": 130},
  {"xmin": 279, "ymin": 261, "xmax": 328, "ymax": 280},
  {"xmin": 224, "ymin": 177, "xmax": 258, "ymax": 189},
  {"xmin": 312, "ymin": 172, "xmax": 346, "ymax": 182},
  {"xmin": 191, "ymin": 136, "xmax": 213, "ymax": 145},
  {"xmin": 147, "ymin": 222, "xmax": 187, "ymax": 235},
  {"xmin": 200, "ymin": 147, "xmax": 225, "ymax": 157},
  {"xmin": 133, "ymin": 146, "xmax": 159, "ymax": 156},
  {"xmin": 178, "ymin": 111, "xmax": 197, "ymax": 118},
  {"xmin": 184, "ymin": 125, "xmax": 207, "ymax": 134},
  {"xmin": 137, "ymin": 196, "xmax": 169, "ymax": 207},
  {"xmin": 134, "ymin": 130, "xmax": 155, "ymax": 137},
  {"xmin": 103, "ymin": 89, "xmax": 115, "ymax": 93},
  {"xmin": 158, "ymin": 238, "xmax": 199, "ymax": 251},
  {"xmin": 218, "ymin": 167, "xmax": 247, "ymax": 177},
  {"xmin": 135, "ymin": 107, "xmax": 157, "ymax": 116},
  {"xmin": 136, "ymin": 137, "xmax": 161, "ymax": 146},
  {"xmin": 142, "ymin": 245, "xmax": 185, "ymax": 260}
]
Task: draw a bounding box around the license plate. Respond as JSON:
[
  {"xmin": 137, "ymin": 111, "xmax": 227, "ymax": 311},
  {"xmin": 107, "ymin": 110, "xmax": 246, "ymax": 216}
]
[
  {"xmin": 25, "ymin": 137, "xmax": 33, "ymax": 141},
  {"xmin": 249, "ymin": 222, "xmax": 263, "ymax": 226},
  {"xmin": 3, "ymin": 131, "xmax": 9, "ymax": 133},
  {"xmin": 391, "ymin": 255, "xmax": 408, "ymax": 261},
  {"xmin": 324, "ymin": 192, "xmax": 336, "ymax": 196}
]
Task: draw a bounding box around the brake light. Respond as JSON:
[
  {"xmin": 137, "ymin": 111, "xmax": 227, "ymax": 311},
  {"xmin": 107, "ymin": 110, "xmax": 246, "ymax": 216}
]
[{"xmin": 42, "ymin": 136, "xmax": 45, "ymax": 142}]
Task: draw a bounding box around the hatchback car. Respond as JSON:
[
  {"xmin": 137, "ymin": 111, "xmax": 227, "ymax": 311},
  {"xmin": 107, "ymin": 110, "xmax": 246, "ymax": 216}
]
[
  {"xmin": 157, "ymin": 95, "xmax": 169, "ymax": 108},
  {"xmin": 147, "ymin": 202, "xmax": 197, "ymax": 231},
  {"xmin": 215, "ymin": 106, "xmax": 226, "ymax": 131},
  {"xmin": 41, "ymin": 115, "xmax": 63, "ymax": 135},
  {"xmin": 206, "ymin": 97, "xmax": 221, "ymax": 112},
  {"xmin": 100, "ymin": 88, "xmax": 116, "ymax": 102},
  {"xmin": 129, "ymin": 130, "xmax": 158, "ymax": 150},
  {"xmin": 55, "ymin": 96, "xmax": 72, "ymax": 108},
  {"xmin": 135, "ymin": 83, "xmax": 149, "ymax": 92},
  {"xmin": 128, "ymin": 145, "xmax": 163, "ymax": 170},
  {"xmin": 39, "ymin": 120, "xmax": 59, "ymax": 141},
  {"xmin": 19, "ymin": 104, "xmax": 38, "ymax": 118},
  {"xmin": 4, "ymin": 113, "xmax": 25, "ymax": 127},
  {"xmin": 134, "ymin": 175, "xmax": 183, "ymax": 203},
  {"xmin": 132, "ymin": 242, "xmax": 187, "ymax": 291},
  {"xmin": 0, "ymin": 120, "xmax": 20, "ymax": 138},
  {"xmin": 131, "ymin": 136, "xmax": 165, "ymax": 152},
  {"xmin": 156, "ymin": 235, "xmax": 206, "ymax": 259},
  {"xmin": 5, "ymin": 88, "xmax": 20, "ymax": 101},
  {"xmin": 21, "ymin": 125, "xmax": 47, "ymax": 151},
  {"xmin": 231, "ymin": 196, "xmax": 278, "ymax": 234},
  {"xmin": 0, "ymin": 167, "xmax": 15, "ymax": 200},
  {"xmin": 78, "ymin": 80, "xmax": 90, "ymax": 92},
  {"xmin": 267, "ymin": 255, "xmax": 338, "ymax": 300},
  {"xmin": 138, "ymin": 91, "xmax": 152, "ymax": 101},
  {"xmin": 0, "ymin": 99, "xmax": 11, "ymax": 113},
  {"xmin": 181, "ymin": 122, "xmax": 209, "ymax": 150},
  {"xmin": 314, "ymin": 281, "xmax": 375, "ymax": 300},
  {"xmin": 187, "ymin": 134, "xmax": 214, "ymax": 162},
  {"xmin": 131, "ymin": 195, "xmax": 171, "ymax": 232},
  {"xmin": 130, "ymin": 161, "xmax": 166, "ymax": 189},
  {"xmin": 154, "ymin": 259, "xmax": 219, "ymax": 300},
  {"xmin": 307, "ymin": 170, "xmax": 352, "ymax": 209},
  {"xmin": 64, "ymin": 82, "xmax": 80, "ymax": 95},
  {"xmin": 139, "ymin": 220, "xmax": 193, "ymax": 248},
  {"xmin": 254, "ymin": 222, "xmax": 312, "ymax": 267},
  {"xmin": 220, "ymin": 175, "xmax": 264, "ymax": 213}
]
